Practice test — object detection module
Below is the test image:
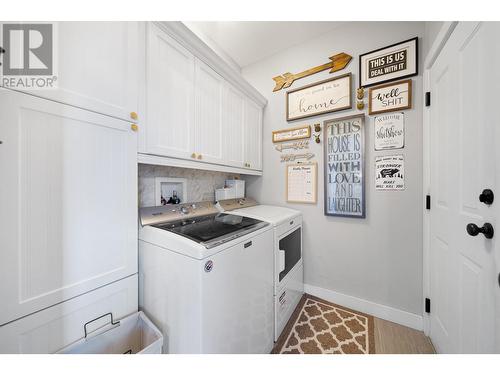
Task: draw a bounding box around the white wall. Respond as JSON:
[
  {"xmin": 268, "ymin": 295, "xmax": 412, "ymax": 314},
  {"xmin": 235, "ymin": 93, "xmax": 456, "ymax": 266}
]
[{"xmin": 242, "ymin": 22, "xmax": 425, "ymax": 315}]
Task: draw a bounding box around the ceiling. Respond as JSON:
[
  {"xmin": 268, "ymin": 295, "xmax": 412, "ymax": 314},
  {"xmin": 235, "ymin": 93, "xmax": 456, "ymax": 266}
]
[{"xmin": 185, "ymin": 21, "xmax": 347, "ymax": 68}]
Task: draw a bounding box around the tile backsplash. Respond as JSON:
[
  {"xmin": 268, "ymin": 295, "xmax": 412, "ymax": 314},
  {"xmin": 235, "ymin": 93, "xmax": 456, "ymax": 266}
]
[{"xmin": 138, "ymin": 164, "xmax": 240, "ymax": 207}]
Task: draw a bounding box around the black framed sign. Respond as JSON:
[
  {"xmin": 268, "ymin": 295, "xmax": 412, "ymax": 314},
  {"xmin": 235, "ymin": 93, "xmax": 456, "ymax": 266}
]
[
  {"xmin": 359, "ymin": 37, "xmax": 418, "ymax": 88},
  {"xmin": 324, "ymin": 114, "xmax": 365, "ymax": 218}
]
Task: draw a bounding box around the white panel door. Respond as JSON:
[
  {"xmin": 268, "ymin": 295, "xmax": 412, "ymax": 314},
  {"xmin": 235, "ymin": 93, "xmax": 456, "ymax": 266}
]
[
  {"xmin": 0, "ymin": 22, "xmax": 141, "ymax": 122},
  {"xmin": 429, "ymin": 22, "xmax": 499, "ymax": 353},
  {"xmin": 0, "ymin": 89, "xmax": 138, "ymax": 326},
  {"xmin": 0, "ymin": 275, "xmax": 138, "ymax": 354},
  {"xmin": 193, "ymin": 58, "xmax": 224, "ymax": 165},
  {"xmin": 145, "ymin": 22, "xmax": 195, "ymax": 160},
  {"xmin": 202, "ymin": 230, "xmax": 274, "ymax": 353},
  {"xmin": 222, "ymin": 85, "xmax": 245, "ymax": 168},
  {"xmin": 244, "ymin": 99, "xmax": 263, "ymax": 171}
]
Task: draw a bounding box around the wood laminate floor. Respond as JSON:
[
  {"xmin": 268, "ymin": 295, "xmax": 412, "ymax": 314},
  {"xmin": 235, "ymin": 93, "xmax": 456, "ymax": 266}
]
[{"xmin": 374, "ymin": 318, "xmax": 435, "ymax": 354}]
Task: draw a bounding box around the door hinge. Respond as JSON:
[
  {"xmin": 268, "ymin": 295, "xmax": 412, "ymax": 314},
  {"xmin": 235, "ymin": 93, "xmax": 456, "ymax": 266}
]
[
  {"xmin": 425, "ymin": 298, "xmax": 431, "ymax": 313},
  {"xmin": 425, "ymin": 91, "xmax": 431, "ymax": 107},
  {"xmin": 426, "ymin": 195, "xmax": 431, "ymax": 210}
]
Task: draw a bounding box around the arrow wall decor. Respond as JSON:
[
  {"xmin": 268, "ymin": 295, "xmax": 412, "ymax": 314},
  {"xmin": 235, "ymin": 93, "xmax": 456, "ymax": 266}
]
[
  {"xmin": 272, "ymin": 52, "xmax": 352, "ymax": 92},
  {"xmin": 281, "ymin": 153, "xmax": 315, "ymax": 162}
]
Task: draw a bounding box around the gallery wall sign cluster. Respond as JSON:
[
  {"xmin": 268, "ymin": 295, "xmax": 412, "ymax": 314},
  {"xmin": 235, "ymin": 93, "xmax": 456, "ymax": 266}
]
[{"xmin": 273, "ymin": 37, "xmax": 418, "ymax": 216}]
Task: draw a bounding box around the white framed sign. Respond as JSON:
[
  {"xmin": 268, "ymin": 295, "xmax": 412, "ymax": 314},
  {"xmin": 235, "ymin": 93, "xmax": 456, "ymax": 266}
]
[
  {"xmin": 324, "ymin": 114, "xmax": 365, "ymax": 218},
  {"xmin": 369, "ymin": 79, "xmax": 412, "ymax": 115},
  {"xmin": 375, "ymin": 155, "xmax": 405, "ymax": 190},
  {"xmin": 359, "ymin": 37, "xmax": 418, "ymax": 87},
  {"xmin": 286, "ymin": 73, "xmax": 352, "ymax": 121},
  {"xmin": 374, "ymin": 113, "xmax": 405, "ymax": 150},
  {"xmin": 286, "ymin": 163, "xmax": 317, "ymax": 204}
]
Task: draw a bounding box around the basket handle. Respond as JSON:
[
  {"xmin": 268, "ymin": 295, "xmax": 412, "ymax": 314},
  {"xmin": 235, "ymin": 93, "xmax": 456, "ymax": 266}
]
[{"xmin": 84, "ymin": 312, "xmax": 120, "ymax": 338}]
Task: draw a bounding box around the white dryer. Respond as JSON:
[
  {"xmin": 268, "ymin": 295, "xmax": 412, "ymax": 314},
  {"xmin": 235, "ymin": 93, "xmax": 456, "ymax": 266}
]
[{"xmin": 225, "ymin": 199, "xmax": 304, "ymax": 341}]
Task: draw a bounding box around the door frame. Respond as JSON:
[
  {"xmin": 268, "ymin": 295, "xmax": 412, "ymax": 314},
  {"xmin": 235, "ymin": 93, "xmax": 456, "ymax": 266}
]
[{"xmin": 422, "ymin": 21, "xmax": 459, "ymax": 338}]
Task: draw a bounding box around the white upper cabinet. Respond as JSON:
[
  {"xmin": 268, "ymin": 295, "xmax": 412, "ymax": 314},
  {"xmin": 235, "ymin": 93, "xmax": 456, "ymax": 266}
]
[
  {"xmin": 145, "ymin": 22, "xmax": 195, "ymax": 159},
  {"xmin": 222, "ymin": 85, "xmax": 245, "ymax": 168},
  {"xmin": 0, "ymin": 89, "xmax": 138, "ymax": 326},
  {"xmin": 244, "ymin": 99, "xmax": 263, "ymax": 171},
  {"xmin": 193, "ymin": 58, "xmax": 224, "ymax": 164},
  {"xmin": 140, "ymin": 22, "xmax": 265, "ymax": 174},
  {"xmin": 0, "ymin": 22, "xmax": 142, "ymax": 122}
]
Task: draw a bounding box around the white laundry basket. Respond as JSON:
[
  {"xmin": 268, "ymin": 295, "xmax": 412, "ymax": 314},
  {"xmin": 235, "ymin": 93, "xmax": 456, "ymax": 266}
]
[{"xmin": 59, "ymin": 311, "xmax": 163, "ymax": 354}]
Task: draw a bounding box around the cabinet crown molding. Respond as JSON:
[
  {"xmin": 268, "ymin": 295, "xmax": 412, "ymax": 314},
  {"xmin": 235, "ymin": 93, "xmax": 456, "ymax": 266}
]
[{"xmin": 154, "ymin": 21, "xmax": 267, "ymax": 107}]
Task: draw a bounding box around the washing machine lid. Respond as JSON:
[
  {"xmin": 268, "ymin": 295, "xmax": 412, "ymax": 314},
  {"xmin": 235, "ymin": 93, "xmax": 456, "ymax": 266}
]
[
  {"xmin": 232, "ymin": 205, "xmax": 301, "ymax": 226},
  {"xmin": 151, "ymin": 213, "xmax": 268, "ymax": 249}
]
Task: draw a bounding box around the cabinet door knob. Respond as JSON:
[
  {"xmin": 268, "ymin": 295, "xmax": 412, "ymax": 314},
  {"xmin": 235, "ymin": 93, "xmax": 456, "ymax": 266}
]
[
  {"xmin": 197, "ymin": 154, "xmax": 202, "ymax": 160},
  {"xmin": 130, "ymin": 112, "xmax": 138, "ymax": 120},
  {"xmin": 191, "ymin": 152, "xmax": 197, "ymax": 159},
  {"xmin": 131, "ymin": 124, "xmax": 139, "ymax": 132}
]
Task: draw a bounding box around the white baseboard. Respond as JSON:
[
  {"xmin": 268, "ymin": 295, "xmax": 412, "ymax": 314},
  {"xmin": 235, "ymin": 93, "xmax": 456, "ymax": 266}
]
[{"xmin": 304, "ymin": 284, "xmax": 423, "ymax": 331}]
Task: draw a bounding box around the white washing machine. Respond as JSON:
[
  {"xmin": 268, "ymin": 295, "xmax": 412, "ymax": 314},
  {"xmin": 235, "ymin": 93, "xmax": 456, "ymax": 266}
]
[
  {"xmin": 138, "ymin": 201, "xmax": 274, "ymax": 354},
  {"xmin": 224, "ymin": 199, "xmax": 304, "ymax": 342}
]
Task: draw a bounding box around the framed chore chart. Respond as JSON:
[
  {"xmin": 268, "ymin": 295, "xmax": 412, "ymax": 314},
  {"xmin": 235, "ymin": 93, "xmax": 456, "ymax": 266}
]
[{"xmin": 286, "ymin": 163, "xmax": 317, "ymax": 204}]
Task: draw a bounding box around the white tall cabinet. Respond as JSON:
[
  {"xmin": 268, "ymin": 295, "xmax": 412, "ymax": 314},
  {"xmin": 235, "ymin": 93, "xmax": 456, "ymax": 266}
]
[
  {"xmin": 0, "ymin": 89, "xmax": 138, "ymax": 330},
  {"xmin": 140, "ymin": 22, "xmax": 266, "ymax": 174}
]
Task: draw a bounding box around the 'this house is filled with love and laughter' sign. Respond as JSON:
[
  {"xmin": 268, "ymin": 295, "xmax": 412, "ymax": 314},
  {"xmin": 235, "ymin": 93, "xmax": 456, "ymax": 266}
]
[
  {"xmin": 324, "ymin": 114, "xmax": 365, "ymax": 218},
  {"xmin": 286, "ymin": 73, "xmax": 352, "ymax": 121}
]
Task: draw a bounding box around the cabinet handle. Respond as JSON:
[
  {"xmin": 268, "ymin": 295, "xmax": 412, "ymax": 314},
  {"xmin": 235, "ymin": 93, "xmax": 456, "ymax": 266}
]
[
  {"xmin": 191, "ymin": 152, "xmax": 197, "ymax": 159},
  {"xmin": 130, "ymin": 112, "xmax": 138, "ymax": 120},
  {"xmin": 131, "ymin": 124, "xmax": 139, "ymax": 132},
  {"xmin": 197, "ymin": 154, "xmax": 202, "ymax": 160}
]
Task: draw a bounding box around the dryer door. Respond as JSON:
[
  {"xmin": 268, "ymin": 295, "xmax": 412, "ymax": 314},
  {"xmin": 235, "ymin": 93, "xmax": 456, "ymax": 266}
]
[{"xmin": 277, "ymin": 227, "xmax": 302, "ymax": 283}]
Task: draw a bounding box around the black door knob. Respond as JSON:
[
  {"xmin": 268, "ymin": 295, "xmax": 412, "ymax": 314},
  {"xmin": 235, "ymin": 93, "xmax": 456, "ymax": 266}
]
[
  {"xmin": 466, "ymin": 223, "xmax": 494, "ymax": 239},
  {"xmin": 479, "ymin": 189, "xmax": 494, "ymax": 205}
]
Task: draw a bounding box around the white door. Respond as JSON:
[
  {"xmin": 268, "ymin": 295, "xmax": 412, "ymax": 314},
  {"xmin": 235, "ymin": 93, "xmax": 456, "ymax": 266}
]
[
  {"xmin": 193, "ymin": 58, "xmax": 224, "ymax": 165},
  {"xmin": 144, "ymin": 22, "xmax": 195, "ymax": 160},
  {"xmin": 244, "ymin": 99, "xmax": 263, "ymax": 171},
  {"xmin": 429, "ymin": 22, "xmax": 499, "ymax": 353},
  {"xmin": 0, "ymin": 89, "xmax": 138, "ymax": 326},
  {"xmin": 222, "ymin": 84, "xmax": 245, "ymax": 168},
  {"xmin": 0, "ymin": 22, "xmax": 141, "ymax": 122}
]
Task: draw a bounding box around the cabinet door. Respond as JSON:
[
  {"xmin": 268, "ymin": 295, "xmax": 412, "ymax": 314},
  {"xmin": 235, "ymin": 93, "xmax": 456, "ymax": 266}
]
[
  {"xmin": 0, "ymin": 275, "xmax": 138, "ymax": 354},
  {"xmin": 0, "ymin": 89, "xmax": 138, "ymax": 326},
  {"xmin": 145, "ymin": 23, "xmax": 195, "ymax": 159},
  {"xmin": 244, "ymin": 99, "xmax": 263, "ymax": 171},
  {"xmin": 0, "ymin": 22, "xmax": 141, "ymax": 122},
  {"xmin": 193, "ymin": 58, "xmax": 224, "ymax": 164},
  {"xmin": 222, "ymin": 85, "xmax": 245, "ymax": 168}
]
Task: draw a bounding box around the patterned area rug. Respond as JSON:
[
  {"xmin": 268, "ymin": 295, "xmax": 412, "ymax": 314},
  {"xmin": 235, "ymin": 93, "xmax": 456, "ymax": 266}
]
[{"xmin": 273, "ymin": 294, "xmax": 375, "ymax": 354}]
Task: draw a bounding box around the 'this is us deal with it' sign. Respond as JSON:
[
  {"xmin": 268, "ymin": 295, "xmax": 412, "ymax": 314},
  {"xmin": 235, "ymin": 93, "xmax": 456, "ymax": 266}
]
[
  {"xmin": 324, "ymin": 114, "xmax": 365, "ymax": 218},
  {"xmin": 359, "ymin": 37, "xmax": 418, "ymax": 87}
]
